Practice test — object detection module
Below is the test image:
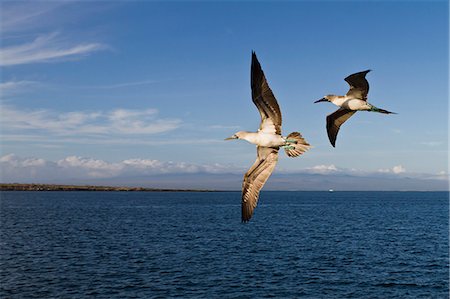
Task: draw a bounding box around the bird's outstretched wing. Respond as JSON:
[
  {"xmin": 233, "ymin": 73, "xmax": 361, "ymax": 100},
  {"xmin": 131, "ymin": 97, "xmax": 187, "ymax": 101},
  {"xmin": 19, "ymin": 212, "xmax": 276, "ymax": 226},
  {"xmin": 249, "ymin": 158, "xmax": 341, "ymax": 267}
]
[
  {"xmin": 344, "ymin": 70, "xmax": 371, "ymax": 100},
  {"xmin": 251, "ymin": 52, "xmax": 282, "ymax": 135},
  {"xmin": 326, "ymin": 108, "xmax": 356, "ymax": 147},
  {"xmin": 242, "ymin": 146, "xmax": 279, "ymax": 222}
]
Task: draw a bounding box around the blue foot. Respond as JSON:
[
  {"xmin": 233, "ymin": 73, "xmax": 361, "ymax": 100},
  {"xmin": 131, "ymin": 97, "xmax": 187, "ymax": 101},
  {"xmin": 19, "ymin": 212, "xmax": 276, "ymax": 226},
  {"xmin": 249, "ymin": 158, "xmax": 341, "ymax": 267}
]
[
  {"xmin": 282, "ymin": 145, "xmax": 295, "ymax": 150},
  {"xmin": 285, "ymin": 139, "xmax": 298, "ymax": 143}
]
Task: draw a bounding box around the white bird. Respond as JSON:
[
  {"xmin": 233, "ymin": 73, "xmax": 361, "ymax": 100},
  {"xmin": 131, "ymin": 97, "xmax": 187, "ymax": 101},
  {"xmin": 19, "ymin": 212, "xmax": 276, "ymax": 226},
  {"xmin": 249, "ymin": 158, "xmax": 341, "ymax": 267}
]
[
  {"xmin": 315, "ymin": 70, "xmax": 396, "ymax": 147},
  {"xmin": 226, "ymin": 52, "xmax": 311, "ymax": 222}
]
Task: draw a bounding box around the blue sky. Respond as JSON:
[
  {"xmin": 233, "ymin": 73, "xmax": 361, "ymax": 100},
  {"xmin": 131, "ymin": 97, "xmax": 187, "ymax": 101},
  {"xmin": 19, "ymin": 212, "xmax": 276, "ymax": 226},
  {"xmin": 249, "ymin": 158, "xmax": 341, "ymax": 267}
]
[{"xmin": 1, "ymin": 1, "xmax": 448, "ymax": 190}]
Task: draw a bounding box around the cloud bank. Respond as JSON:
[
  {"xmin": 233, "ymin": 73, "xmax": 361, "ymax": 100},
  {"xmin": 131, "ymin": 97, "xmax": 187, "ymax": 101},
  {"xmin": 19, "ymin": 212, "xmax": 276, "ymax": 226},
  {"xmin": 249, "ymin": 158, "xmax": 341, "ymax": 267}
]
[
  {"xmin": 1, "ymin": 154, "xmax": 448, "ymax": 191},
  {"xmin": 0, "ymin": 154, "xmax": 240, "ymax": 182}
]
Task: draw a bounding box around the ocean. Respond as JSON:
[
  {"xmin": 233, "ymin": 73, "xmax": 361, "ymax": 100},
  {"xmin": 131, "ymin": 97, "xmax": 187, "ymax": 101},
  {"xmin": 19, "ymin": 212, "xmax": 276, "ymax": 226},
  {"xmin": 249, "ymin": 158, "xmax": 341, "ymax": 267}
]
[{"xmin": 1, "ymin": 191, "xmax": 448, "ymax": 298}]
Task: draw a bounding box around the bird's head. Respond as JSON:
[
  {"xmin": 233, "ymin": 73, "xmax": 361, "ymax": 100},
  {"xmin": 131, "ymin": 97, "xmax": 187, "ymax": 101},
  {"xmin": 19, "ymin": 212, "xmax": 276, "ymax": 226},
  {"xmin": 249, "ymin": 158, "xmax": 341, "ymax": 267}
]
[
  {"xmin": 225, "ymin": 131, "xmax": 245, "ymax": 140},
  {"xmin": 314, "ymin": 95, "xmax": 334, "ymax": 103}
]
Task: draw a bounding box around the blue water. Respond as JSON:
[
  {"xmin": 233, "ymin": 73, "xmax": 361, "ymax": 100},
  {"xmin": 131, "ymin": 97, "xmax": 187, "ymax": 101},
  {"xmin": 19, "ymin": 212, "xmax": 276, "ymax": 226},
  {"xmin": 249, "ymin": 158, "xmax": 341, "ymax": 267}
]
[{"xmin": 1, "ymin": 191, "xmax": 448, "ymax": 298}]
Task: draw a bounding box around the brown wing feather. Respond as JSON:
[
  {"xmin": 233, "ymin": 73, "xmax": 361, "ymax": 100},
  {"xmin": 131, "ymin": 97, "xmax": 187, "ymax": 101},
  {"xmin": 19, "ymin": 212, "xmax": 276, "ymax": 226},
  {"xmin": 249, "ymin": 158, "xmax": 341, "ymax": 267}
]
[
  {"xmin": 326, "ymin": 108, "xmax": 356, "ymax": 147},
  {"xmin": 344, "ymin": 70, "xmax": 371, "ymax": 100},
  {"xmin": 242, "ymin": 146, "xmax": 279, "ymax": 222},
  {"xmin": 251, "ymin": 52, "xmax": 282, "ymax": 135}
]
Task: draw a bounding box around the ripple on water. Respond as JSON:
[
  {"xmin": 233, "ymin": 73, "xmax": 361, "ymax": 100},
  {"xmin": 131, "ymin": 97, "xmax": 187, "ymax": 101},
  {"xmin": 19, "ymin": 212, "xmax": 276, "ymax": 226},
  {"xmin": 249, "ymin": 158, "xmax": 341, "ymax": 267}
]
[{"xmin": 0, "ymin": 191, "xmax": 448, "ymax": 298}]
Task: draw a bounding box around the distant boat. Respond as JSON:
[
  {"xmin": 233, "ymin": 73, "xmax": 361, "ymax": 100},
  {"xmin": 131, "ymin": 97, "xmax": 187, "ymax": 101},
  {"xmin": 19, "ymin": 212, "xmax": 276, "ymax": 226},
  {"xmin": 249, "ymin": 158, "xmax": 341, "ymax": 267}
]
[{"xmin": 329, "ymin": 189, "xmax": 334, "ymax": 192}]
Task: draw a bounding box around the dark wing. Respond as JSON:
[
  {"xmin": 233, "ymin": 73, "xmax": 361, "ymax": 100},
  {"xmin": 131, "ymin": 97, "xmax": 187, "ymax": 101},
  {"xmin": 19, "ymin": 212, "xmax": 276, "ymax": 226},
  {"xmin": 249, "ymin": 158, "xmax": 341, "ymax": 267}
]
[
  {"xmin": 326, "ymin": 108, "xmax": 356, "ymax": 147},
  {"xmin": 242, "ymin": 146, "xmax": 279, "ymax": 222},
  {"xmin": 251, "ymin": 52, "xmax": 282, "ymax": 135},
  {"xmin": 344, "ymin": 70, "xmax": 371, "ymax": 100}
]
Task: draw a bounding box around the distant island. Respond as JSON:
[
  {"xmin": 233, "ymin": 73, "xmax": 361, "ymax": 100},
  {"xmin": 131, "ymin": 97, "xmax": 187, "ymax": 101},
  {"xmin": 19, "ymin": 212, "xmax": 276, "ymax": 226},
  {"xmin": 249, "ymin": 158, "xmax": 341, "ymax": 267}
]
[{"xmin": 0, "ymin": 183, "xmax": 215, "ymax": 192}]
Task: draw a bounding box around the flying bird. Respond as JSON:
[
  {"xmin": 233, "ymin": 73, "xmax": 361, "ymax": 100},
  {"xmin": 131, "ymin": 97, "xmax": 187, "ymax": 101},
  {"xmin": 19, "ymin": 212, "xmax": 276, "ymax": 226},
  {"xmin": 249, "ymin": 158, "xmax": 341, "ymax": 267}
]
[
  {"xmin": 315, "ymin": 70, "xmax": 396, "ymax": 147},
  {"xmin": 226, "ymin": 52, "xmax": 311, "ymax": 222}
]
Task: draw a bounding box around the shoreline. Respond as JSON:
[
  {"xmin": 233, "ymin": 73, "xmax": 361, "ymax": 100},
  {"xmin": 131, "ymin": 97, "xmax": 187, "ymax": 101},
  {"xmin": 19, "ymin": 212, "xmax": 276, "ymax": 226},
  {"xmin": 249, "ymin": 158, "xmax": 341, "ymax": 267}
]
[
  {"xmin": 0, "ymin": 183, "xmax": 216, "ymax": 192},
  {"xmin": 1, "ymin": 184, "xmax": 447, "ymax": 192}
]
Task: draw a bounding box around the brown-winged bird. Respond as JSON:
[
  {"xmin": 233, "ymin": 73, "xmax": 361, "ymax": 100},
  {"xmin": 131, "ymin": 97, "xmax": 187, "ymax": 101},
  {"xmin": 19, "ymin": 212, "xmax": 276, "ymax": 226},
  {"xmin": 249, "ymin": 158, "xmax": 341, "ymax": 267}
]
[
  {"xmin": 225, "ymin": 52, "xmax": 311, "ymax": 222},
  {"xmin": 315, "ymin": 70, "xmax": 396, "ymax": 147}
]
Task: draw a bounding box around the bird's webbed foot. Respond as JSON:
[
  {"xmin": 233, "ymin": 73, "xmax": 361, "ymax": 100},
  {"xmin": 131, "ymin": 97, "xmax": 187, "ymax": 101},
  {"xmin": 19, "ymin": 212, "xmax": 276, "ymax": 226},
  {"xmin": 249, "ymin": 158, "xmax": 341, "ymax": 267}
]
[
  {"xmin": 282, "ymin": 145, "xmax": 295, "ymax": 150},
  {"xmin": 285, "ymin": 139, "xmax": 298, "ymax": 144}
]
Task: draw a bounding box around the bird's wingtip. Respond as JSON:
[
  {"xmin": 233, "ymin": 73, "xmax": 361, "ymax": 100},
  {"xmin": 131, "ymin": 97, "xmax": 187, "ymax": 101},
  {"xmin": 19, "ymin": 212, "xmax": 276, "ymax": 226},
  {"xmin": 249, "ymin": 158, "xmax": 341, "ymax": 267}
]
[
  {"xmin": 251, "ymin": 51, "xmax": 260, "ymax": 68},
  {"xmin": 241, "ymin": 215, "xmax": 251, "ymax": 223}
]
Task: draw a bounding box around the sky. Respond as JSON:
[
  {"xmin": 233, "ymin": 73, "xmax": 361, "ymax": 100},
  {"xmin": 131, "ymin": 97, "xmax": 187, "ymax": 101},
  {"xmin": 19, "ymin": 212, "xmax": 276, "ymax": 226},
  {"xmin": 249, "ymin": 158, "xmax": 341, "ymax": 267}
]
[{"xmin": 0, "ymin": 1, "xmax": 448, "ymax": 190}]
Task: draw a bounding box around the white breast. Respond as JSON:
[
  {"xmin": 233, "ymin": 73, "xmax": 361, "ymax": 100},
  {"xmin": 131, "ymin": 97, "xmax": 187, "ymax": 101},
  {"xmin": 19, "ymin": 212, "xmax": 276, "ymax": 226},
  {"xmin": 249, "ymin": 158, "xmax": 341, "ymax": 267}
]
[
  {"xmin": 256, "ymin": 132, "xmax": 284, "ymax": 147},
  {"xmin": 338, "ymin": 98, "xmax": 370, "ymax": 110},
  {"xmin": 241, "ymin": 132, "xmax": 284, "ymax": 147}
]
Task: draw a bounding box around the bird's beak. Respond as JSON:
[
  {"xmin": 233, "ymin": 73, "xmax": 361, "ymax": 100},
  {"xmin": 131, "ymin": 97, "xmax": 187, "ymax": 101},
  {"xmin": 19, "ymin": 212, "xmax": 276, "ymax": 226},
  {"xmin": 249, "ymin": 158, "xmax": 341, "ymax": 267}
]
[
  {"xmin": 314, "ymin": 98, "xmax": 327, "ymax": 103},
  {"xmin": 225, "ymin": 135, "xmax": 238, "ymax": 140}
]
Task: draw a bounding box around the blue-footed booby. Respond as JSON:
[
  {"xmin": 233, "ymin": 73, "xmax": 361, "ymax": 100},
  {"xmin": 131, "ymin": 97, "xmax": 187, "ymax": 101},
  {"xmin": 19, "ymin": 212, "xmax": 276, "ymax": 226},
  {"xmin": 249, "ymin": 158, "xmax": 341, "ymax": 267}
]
[
  {"xmin": 315, "ymin": 70, "xmax": 396, "ymax": 147},
  {"xmin": 226, "ymin": 52, "xmax": 311, "ymax": 222}
]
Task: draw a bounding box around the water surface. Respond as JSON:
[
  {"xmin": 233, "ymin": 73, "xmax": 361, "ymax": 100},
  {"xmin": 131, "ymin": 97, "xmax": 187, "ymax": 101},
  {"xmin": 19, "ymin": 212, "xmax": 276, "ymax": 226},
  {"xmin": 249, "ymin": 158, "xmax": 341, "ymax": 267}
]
[{"xmin": 1, "ymin": 191, "xmax": 448, "ymax": 298}]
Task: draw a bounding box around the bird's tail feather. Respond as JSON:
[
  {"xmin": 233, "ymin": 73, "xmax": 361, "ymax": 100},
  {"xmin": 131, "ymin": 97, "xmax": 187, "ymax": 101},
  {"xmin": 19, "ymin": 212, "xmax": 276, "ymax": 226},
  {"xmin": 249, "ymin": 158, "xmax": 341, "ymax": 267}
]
[
  {"xmin": 370, "ymin": 106, "xmax": 396, "ymax": 114},
  {"xmin": 284, "ymin": 132, "xmax": 311, "ymax": 157}
]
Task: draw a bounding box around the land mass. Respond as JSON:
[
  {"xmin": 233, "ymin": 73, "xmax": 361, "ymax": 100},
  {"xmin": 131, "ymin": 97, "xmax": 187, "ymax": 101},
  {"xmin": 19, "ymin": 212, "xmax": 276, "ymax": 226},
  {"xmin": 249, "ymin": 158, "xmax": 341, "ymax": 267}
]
[{"xmin": 0, "ymin": 183, "xmax": 216, "ymax": 192}]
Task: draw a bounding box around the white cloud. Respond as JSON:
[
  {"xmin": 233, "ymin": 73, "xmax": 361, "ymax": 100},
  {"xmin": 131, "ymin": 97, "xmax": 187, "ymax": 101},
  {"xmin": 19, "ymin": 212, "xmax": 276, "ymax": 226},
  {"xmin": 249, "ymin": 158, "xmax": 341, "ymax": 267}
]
[
  {"xmin": 0, "ymin": 32, "xmax": 107, "ymax": 66},
  {"xmin": 0, "ymin": 154, "xmax": 54, "ymax": 181},
  {"xmin": 378, "ymin": 165, "xmax": 406, "ymax": 174},
  {"xmin": 0, "ymin": 154, "xmax": 240, "ymax": 182},
  {"xmin": 1, "ymin": 105, "xmax": 181, "ymax": 137},
  {"xmin": 303, "ymin": 164, "xmax": 412, "ymax": 178},
  {"xmin": 1, "ymin": 3, "xmax": 108, "ymax": 66},
  {"xmin": 57, "ymin": 156, "xmax": 123, "ymax": 178},
  {"xmin": 392, "ymin": 165, "xmax": 406, "ymax": 174},
  {"xmin": 0, "ymin": 154, "xmax": 46, "ymax": 167},
  {"xmin": 306, "ymin": 164, "xmax": 339, "ymax": 174},
  {"xmin": 105, "ymin": 108, "xmax": 180, "ymax": 135}
]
